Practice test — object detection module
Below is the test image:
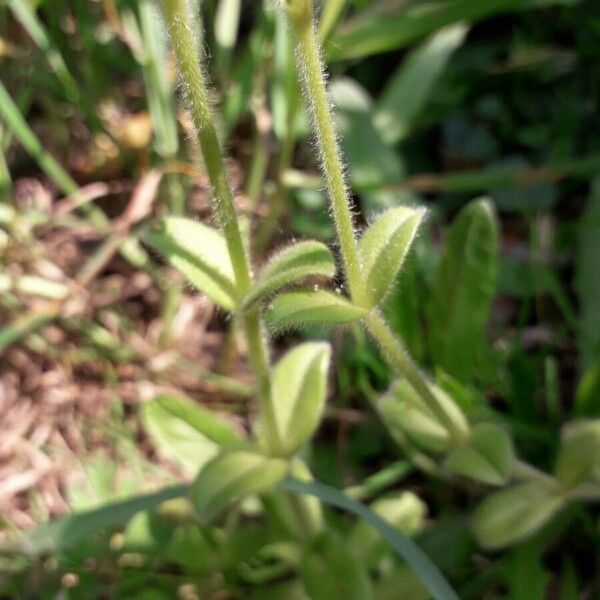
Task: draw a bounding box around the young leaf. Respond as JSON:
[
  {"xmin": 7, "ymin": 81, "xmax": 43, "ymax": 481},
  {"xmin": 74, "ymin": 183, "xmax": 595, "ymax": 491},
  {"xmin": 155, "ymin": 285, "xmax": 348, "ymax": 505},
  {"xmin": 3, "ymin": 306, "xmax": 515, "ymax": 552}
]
[
  {"xmin": 554, "ymin": 420, "xmax": 600, "ymax": 489},
  {"xmin": 445, "ymin": 423, "xmax": 514, "ymax": 486},
  {"xmin": 377, "ymin": 379, "xmax": 469, "ymax": 454},
  {"xmin": 429, "ymin": 198, "xmax": 498, "ymax": 383},
  {"xmin": 266, "ymin": 290, "xmax": 366, "ymax": 331},
  {"xmin": 471, "ymin": 481, "xmax": 565, "ymax": 550},
  {"xmin": 270, "ymin": 342, "xmax": 331, "ymax": 455},
  {"xmin": 359, "ymin": 206, "xmax": 425, "ymax": 307},
  {"xmin": 375, "ymin": 24, "xmax": 468, "ymax": 145},
  {"xmin": 190, "ymin": 449, "xmax": 288, "ymax": 520},
  {"xmin": 141, "ymin": 393, "xmax": 242, "ymax": 477},
  {"xmin": 300, "ymin": 531, "xmax": 374, "ymax": 600},
  {"xmin": 145, "ymin": 217, "xmax": 238, "ymax": 310},
  {"xmin": 241, "ymin": 241, "xmax": 336, "ymax": 310}
]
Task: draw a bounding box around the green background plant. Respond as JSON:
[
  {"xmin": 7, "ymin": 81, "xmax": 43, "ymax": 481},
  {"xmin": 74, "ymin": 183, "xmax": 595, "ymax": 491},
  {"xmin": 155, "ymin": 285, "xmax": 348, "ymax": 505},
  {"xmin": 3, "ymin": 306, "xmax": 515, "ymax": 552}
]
[{"xmin": 0, "ymin": 0, "xmax": 599, "ymax": 598}]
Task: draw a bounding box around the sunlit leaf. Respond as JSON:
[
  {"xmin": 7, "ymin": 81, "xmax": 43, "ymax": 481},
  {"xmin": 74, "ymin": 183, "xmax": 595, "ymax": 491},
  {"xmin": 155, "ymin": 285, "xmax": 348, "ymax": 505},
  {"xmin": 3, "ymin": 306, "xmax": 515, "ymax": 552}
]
[
  {"xmin": 269, "ymin": 342, "xmax": 331, "ymax": 455},
  {"xmin": 242, "ymin": 241, "xmax": 336, "ymax": 310},
  {"xmin": 145, "ymin": 217, "xmax": 237, "ymax": 310},
  {"xmin": 445, "ymin": 423, "xmax": 514, "ymax": 486},
  {"xmin": 266, "ymin": 290, "xmax": 366, "ymax": 331},
  {"xmin": 141, "ymin": 393, "xmax": 242, "ymax": 476},
  {"xmin": 191, "ymin": 449, "xmax": 288, "ymax": 520},
  {"xmin": 429, "ymin": 198, "xmax": 498, "ymax": 383},
  {"xmin": 359, "ymin": 206, "xmax": 425, "ymax": 307},
  {"xmin": 471, "ymin": 481, "xmax": 565, "ymax": 550},
  {"xmin": 375, "ymin": 24, "xmax": 468, "ymax": 144}
]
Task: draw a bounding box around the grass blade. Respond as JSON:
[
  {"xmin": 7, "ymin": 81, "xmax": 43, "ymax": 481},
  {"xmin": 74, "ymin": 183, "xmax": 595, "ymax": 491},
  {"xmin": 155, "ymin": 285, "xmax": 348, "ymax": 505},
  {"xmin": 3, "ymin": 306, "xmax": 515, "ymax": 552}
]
[{"xmin": 280, "ymin": 477, "xmax": 459, "ymax": 600}]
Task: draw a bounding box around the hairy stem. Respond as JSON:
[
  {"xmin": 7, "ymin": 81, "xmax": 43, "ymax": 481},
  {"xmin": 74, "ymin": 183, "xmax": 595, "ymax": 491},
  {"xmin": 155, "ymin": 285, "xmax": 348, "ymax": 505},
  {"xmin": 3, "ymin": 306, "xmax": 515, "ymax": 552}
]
[
  {"xmin": 162, "ymin": 0, "xmax": 282, "ymax": 453},
  {"xmin": 284, "ymin": 0, "xmax": 461, "ymax": 436},
  {"xmin": 162, "ymin": 0, "xmax": 251, "ymax": 292},
  {"xmin": 285, "ymin": 0, "xmax": 366, "ymax": 307}
]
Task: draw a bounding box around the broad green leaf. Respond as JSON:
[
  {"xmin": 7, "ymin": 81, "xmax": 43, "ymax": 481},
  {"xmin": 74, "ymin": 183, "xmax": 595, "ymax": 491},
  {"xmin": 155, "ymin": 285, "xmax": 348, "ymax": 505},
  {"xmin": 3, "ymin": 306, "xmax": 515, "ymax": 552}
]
[
  {"xmin": 575, "ymin": 178, "xmax": 600, "ymax": 369},
  {"xmin": 445, "ymin": 423, "xmax": 514, "ymax": 486},
  {"xmin": 19, "ymin": 484, "xmax": 188, "ymax": 555},
  {"xmin": 429, "ymin": 198, "xmax": 498, "ymax": 383},
  {"xmin": 326, "ymin": 0, "xmax": 574, "ymax": 61},
  {"xmin": 145, "ymin": 217, "xmax": 237, "ymax": 310},
  {"xmin": 349, "ymin": 492, "xmax": 427, "ymax": 567},
  {"xmin": 506, "ymin": 540, "xmax": 551, "ymax": 600},
  {"xmin": 359, "ymin": 206, "xmax": 426, "ymax": 307},
  {"xmin": 141, "ymin": 394, "xmax": 242, "ymax": 477},
  {"xmin": 282, "ymin": 478, "xmax": 459, "ymax": 600},
  {"xmin": 270, "ymin": 342, "xmax": 331, "ymax": 455},
  {"xmin": 242, "ymin": 241, "xmax": 336, "ymax": 310},
  {"xmin": 329, "ymin": 78, "xmax": 413, "ymax": 215},
  {"xmin": 300, "ymin": 531, "xmax": 374, "ymax": 600},
  {"xmin": 471, "ymin": 481, "xmax": 565, "ymax": 550},
  {"xmin": 191, "ymin": 449, "xmax": 288, "ymax": 520},
  {"xmin": 266, "ymin": 290, "xmax": 366, "ymax": 331},
  {"xmin": 554, "ymin": 420, "xmax": 600, "ymax": 489},
  {"xmin": 375, "ymin": 24, "xmax": 468, "ymax": 144},
  {"xmin": 377, "ymin": 379, "xmax": 469, "ymax": 454}
]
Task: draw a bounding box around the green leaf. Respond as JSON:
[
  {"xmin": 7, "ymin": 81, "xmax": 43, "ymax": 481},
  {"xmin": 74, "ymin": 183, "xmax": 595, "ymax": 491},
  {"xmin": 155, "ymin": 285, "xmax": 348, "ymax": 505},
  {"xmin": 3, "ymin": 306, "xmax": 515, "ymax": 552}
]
[
  {"xmin": 145, "ymin": 217, "xmax": 237, "ymax": 310},
  {"xmin": 326, "ymin": 0, "xmax": 572, "ymax": 61},
  {"xmin": 377, "ymin": 379, "xmax": 469, "ymax": 454},
  {"xmin": 281, "ymin": 478, "xmax": 459, "ymax": 600},
  {"xmin": 471, "ymin": 481, "xmax": 565, "ymax": 550},
  {"xmin": 429, "ymin": 198, "xmax": 498, "ymax": 383},
  {"xmin": 445, "ymin": 423, "xmax": 514, "ymax": 486},
  {"xmin": 375, "ymin": 24, "xmax": 468, "ymax": 144},
  {"xmin": 270, "ymin": 342, "xmax": 331, "ymax": 455},
  {"xmin": 191, "ymin": 449, "xmax": 288, "ymax": 520},
  {"xmin": 266, "ymin": 290, "xmax": 366, "ymax": 331},
  {"xmin": 141, "ymin": 393, "xmax": 242, "ymax": 477},
  {"xmin": 242, "ymin": 241, "xmax": 336, "ymax": 310},
  {"xmin": 359, "ymin": 206, "xmax": 426, "ymax": 307},
  {"xmin": 18, "ymin": 484, "xmax": 189, "ymax": 555},
  {"xmin": 575, "ymin": 177, "xmax": 600, "ymax": 368},
  {"xmin": 554, "ymin": 420, "xmax": 600, "ymax": 489},
  {"xmin": 300, "ymin": 531, "xmax": 374, "ymax": 600}
]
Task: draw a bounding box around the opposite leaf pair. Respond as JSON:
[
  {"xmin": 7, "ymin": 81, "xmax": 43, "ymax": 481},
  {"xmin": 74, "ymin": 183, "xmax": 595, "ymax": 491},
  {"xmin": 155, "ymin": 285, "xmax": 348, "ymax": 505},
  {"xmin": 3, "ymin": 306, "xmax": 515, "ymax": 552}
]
[{"xmin": 268, "ymin": 206, "xmax": 425, "ymax": 330}]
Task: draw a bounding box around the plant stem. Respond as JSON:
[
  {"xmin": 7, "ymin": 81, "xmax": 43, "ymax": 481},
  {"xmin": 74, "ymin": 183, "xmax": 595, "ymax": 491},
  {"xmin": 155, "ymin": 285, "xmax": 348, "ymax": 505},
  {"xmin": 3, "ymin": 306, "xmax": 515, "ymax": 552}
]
[
  {"xmin": 285, "ymin": 0, "xmax": 462, "ymax": 440},
  {"xmin": 285, "ymin": 0, "xmax": 366, "ymax": 307},
  {"xmin": 365, "ymin": 310, "xmax": 465, "ymax": 441},
  {"xmin": 162, "ymin": 0, "xmax": 251, "ymax": 293},
  {"xmin": 161, "ymin": 0, "xmax": 282, "ymax": 453}
]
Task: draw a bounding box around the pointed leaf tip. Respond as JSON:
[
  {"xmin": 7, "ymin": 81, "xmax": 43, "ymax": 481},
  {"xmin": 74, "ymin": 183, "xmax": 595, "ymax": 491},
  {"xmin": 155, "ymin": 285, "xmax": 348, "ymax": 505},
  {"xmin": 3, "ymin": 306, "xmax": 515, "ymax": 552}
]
[
  {"xmin": 359, "ymin": 206, "xmax": 425, "ymax": 307},
  {"xmin": 445, "ymin": 423, "xmax": 514, "ymax": 486}
]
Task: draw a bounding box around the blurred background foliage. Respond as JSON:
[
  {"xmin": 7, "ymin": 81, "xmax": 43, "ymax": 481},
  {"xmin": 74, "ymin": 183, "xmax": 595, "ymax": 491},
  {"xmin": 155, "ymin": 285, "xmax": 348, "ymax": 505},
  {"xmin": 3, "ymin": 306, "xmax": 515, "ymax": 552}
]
[{"xmin": 0, "ymin": 0, "xmax": 599, "ymax": 597}]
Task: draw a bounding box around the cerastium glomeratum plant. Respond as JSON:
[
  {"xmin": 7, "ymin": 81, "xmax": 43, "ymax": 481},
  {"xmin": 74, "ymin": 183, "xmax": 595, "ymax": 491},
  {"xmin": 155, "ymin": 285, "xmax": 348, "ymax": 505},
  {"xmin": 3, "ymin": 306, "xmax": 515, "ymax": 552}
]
[{"xmin": 146, "ymin": 0, "xmax": 600, "ymax": 594}]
